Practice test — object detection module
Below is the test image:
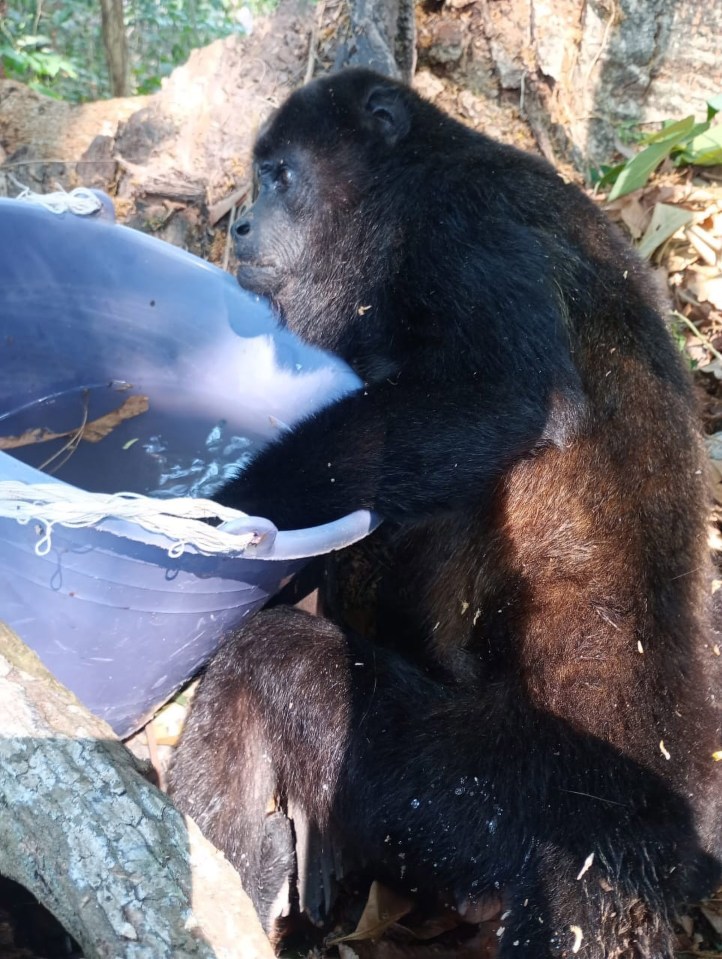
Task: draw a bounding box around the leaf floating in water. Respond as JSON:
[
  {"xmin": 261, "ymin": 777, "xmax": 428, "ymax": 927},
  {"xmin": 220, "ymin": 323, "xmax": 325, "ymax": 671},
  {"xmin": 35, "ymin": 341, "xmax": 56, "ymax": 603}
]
[
  {"xmin": 81, "ymin": 395, "xmax": 149, "ymax": 442},
  {"xmin": 0, "ymin": 427, "xmax": 66, "ymax": 450},
  {"xmin": 0, "ymin": 395, "xmax": 149, "ymax": 449}
]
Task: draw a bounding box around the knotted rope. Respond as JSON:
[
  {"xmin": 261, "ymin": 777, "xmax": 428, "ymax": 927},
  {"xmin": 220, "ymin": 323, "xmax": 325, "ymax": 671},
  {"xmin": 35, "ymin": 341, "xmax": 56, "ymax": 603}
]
[
  {"xmin": 9, "ymin": 176, "xmax": 105, "ymax": 216},
  {"xmin": 0, "ymin": 481, "xmax": 265, "ymax": 558}
]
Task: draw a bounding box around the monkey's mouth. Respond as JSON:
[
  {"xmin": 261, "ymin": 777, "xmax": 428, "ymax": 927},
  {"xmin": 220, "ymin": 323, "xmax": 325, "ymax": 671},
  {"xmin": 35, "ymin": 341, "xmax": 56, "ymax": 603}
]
[
  {"xmin": 235, "ymin": 260, "xmax": 282, "ymax": 296},
  {"xmin": 235, "ymin": 254, "xmax": 277, "ymax": 269}
]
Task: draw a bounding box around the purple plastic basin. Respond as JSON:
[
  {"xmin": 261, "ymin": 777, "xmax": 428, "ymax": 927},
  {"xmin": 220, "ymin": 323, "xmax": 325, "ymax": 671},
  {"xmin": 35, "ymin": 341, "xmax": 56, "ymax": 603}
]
[{"xmin": 0, "ymin": 196, "xmax": 376, "ymax": 735}]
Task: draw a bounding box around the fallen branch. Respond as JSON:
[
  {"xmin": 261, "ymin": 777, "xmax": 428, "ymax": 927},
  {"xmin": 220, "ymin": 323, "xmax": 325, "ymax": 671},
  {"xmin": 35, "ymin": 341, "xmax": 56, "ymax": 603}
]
[{"xmin": 0, "ymin": 621, "xmax": 274, "ymax": 959}]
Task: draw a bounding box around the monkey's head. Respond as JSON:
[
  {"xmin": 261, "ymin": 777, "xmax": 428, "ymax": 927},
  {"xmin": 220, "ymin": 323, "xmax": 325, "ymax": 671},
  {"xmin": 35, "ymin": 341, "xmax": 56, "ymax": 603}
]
[{"xmin": 231, "ymin": 70, "xmax": 415, "ymax": 360}]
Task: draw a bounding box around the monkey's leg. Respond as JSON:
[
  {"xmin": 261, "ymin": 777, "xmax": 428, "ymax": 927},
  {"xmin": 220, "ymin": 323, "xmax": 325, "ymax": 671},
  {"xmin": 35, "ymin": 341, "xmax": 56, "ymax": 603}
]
[
  {"xmin": 168, "ymin": 629, "xmax": 296, "ymax": 934},
  {"xmin": 170, "ymin": 608, "xmax": 713, "ymax": 957},
  {"xmin": 169, "ymin": 608, "xmax": 354, "ymax": 934}
]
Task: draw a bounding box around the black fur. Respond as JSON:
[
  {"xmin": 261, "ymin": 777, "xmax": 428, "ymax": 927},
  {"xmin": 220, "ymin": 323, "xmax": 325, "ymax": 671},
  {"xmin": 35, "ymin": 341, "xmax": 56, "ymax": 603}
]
[{"xmin": 170, "ymin": 69, "xmax": 722, "ymax": 956}]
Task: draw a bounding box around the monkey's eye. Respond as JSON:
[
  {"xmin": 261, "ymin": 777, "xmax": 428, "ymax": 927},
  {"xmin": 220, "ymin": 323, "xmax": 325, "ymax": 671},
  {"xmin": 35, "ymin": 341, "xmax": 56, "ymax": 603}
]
[
  {"xmin": 275, "ymin": 164, "xmax": 293, "ymax": 189},
  {"xmin": 256, "ymin": 160, "xmax": 294, "ymax": 193}
]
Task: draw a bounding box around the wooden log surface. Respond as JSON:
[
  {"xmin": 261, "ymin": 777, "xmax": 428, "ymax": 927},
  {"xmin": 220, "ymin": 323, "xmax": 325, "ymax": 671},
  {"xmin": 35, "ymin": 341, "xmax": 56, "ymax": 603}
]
[{"xmin": 0, "ymin": 621, "xmax": 274, "ymax": 959}]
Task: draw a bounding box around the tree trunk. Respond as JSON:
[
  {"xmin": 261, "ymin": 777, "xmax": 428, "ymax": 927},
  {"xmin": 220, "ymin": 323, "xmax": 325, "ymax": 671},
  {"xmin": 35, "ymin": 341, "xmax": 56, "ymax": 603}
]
[
  {"xmin": 0, "ymin": 622, "xmax": 275, "ymax": 959},
  {"xmin": 334, "ymin": 0, "xmax": 416, "ymax": 81},
  {"xmin": 99, "ymin": 0, "xmax": 131, "ymax": 97},
  {"xmin": 480, "ymin": 0, "xmax": 722, "ymax": 167}
]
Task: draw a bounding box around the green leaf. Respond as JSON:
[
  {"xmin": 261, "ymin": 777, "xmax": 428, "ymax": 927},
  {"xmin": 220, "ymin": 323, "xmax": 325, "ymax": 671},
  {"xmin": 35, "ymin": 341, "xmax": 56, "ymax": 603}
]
[
  {"xmin": 40, "ymin": 53, "xmax": 63, "ymax": 77},
  {"xmin": 706, "ymin": 94, "xmax": 722, "ymax": 120},
  {"xmin": 607, "ymin": 140, "xmax": 676, "ymax": 200},
  {"xmin": 28, "ymin": 78, "xmax": 63, "ymax": 99},
  {"xmin": 16, "ymin": 33, "xmax": 53, "ymax": 49},
  {"xmin": 690, "ymin": 147, "xmax": 722, "ymax": 165},
  {"xmin": 637, "ymin": 203, "xmax": 694, "ymax": 260},
  {"xmin": 0, "ymin": 47, "xmax": 30, "ymax": 73},
  {"xmin": 590, "ymin": 161, "xmax": 626, "ymax": 188},
  {"xmin": 674, "ymin": 120, "xmax": 712, "ymax": 143},
  {"xmin": 639, "ymin": 115, "xmax": 697, "ymax": 146},
  {"xmin": 675, "ymin": 124, "xmax": 722, "ymax": 166}
]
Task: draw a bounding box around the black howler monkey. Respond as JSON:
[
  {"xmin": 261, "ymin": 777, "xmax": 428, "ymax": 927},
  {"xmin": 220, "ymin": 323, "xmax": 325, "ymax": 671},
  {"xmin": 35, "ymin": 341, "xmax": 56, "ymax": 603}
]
[{"xmin": 170, "ymin": 69, "xmax": 721, "ymax": 957}]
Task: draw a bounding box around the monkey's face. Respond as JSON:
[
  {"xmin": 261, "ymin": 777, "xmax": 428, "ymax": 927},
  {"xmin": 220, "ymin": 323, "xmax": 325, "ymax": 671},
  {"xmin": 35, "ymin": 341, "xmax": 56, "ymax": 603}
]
[
  {"xmin": 231, "ymin": 70, "xmax": 413, "ymax": 335},
  {"xmin": 231, "ymin": 151, "xmax": 310, "ymax": 302}
]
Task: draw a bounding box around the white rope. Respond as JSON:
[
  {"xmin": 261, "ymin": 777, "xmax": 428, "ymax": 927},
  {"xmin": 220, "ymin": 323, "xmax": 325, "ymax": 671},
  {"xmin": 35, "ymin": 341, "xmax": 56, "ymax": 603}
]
[
  {"xmin": 0, "ymin": 482, "xmax": 264, "ymax": 558},
  {"xmin": 9, "ymin": 176, "xmax": 104, "ymax": 216}
]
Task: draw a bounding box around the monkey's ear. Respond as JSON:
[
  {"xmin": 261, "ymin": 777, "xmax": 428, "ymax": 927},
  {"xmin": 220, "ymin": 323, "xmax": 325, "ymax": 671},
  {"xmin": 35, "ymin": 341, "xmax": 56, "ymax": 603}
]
[{"xmin": 364, "ymin": 86, "xmax": 410, "ymax": 145}]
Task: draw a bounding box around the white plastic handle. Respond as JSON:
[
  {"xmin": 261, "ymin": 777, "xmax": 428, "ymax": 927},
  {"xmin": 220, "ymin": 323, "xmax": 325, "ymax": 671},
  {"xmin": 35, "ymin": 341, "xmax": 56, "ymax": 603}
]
[{"xmin": 219, "ymin": 509, "xmax": 381, "ymax": 561}]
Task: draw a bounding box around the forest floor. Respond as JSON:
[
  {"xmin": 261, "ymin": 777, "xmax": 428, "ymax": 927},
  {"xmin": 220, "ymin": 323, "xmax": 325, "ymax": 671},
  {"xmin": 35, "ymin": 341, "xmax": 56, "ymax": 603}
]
[{"xmin": 0, "ymin": 0, "xmax": 721, "ymax": 956}]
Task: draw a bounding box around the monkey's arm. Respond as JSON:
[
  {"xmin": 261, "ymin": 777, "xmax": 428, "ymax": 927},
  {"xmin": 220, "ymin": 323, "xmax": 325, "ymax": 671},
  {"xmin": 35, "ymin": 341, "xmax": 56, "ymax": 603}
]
[{"xmin": 215, "ymin": 375, "xmax": 575, "ymax": 529}]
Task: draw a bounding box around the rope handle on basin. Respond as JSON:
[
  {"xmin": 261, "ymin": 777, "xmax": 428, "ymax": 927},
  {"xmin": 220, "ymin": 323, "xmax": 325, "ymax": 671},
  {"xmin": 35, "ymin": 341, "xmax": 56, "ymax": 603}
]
[
  {"xmin": 10, "ymin": 179, "xmax": 107, "ymax": 217},
  {"xmin": 0, "ymin": 481, "xmax": 276, "ymax": 558}
]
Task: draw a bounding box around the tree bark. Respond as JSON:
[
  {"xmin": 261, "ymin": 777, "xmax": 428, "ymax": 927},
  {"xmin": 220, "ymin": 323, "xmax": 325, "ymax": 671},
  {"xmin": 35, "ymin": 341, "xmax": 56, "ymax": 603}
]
[
  {"xmin": 99, "ymin": 0, "xmax": 131, "ymax": 97},
  {"xmin": 0, "ymin": 621, "xmax": 275, "ymax": 959},
  {"xmin": 479, "ymin": 0, "xmax": 722, "ymax": 167},
  {"xmin": 334, "ymin": 0, "xmax": 416, "ymax": 82}
]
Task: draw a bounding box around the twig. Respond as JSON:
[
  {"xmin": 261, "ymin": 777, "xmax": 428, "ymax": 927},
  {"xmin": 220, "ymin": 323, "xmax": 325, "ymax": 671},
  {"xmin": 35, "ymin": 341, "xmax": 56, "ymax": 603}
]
[
  {"xmin": 33, "ymin": 0, "xmax": 44, "ymax": 36},
  {"xmin": 38, "ymin": 391, "xmax": 89, "ymax": 474},
  {"xmin": 1, "ymin": 159, "xmax": 118, "ymax": 169},
  {"xmin": 584, "ymin": 0, "xmax": 618, "ymax": 90},
  {"xmin": 558, "ymin": 787, "xmax": 627, "ymax": 808},
  {"xmin": 304, "ymin": 0, "xmax": 326, "ymax": 85},
  {"xmin": 145, "ymin": 723, "xmax": 167, "ymax": 792},
  {"xmin": 222, "ymin": 202, "xmax": 238, "ymax": 273},
  {"xmin": 671, "ymin": 310, "xmax": 722, "ymax": 366}
]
